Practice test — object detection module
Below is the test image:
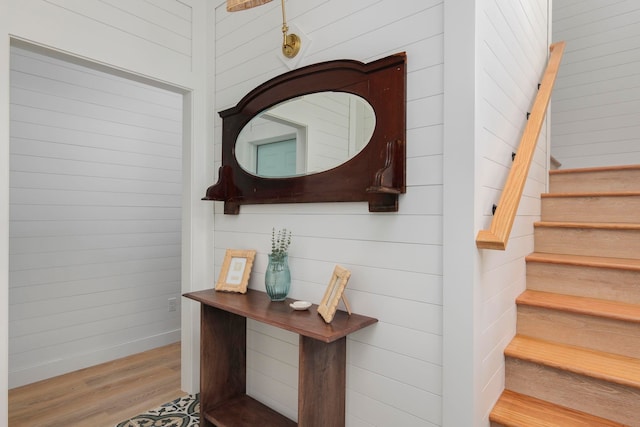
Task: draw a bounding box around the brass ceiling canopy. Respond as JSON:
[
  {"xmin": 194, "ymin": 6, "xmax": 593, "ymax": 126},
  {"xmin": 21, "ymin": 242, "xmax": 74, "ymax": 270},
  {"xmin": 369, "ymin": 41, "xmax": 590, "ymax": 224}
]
[{"xmin": 226, "ymin": 0, "xmax": 300, "ymax": 58}]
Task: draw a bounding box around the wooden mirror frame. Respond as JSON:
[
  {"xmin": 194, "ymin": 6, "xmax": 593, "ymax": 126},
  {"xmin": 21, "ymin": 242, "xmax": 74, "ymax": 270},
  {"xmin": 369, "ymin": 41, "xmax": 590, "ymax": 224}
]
[{"xmin": 204, "ymin": 52, "xmax": 407, "ymax": 214}]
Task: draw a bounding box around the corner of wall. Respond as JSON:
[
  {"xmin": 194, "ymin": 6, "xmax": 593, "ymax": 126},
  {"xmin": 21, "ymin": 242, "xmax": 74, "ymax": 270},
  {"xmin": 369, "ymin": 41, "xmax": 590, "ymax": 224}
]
[
  {"xmin": 442, "ymin": 0, "xmax": 479, "ymax": 425},
  {"xmin": 1, "ymin": 13, "xmax": 10, "ymax": 424}
]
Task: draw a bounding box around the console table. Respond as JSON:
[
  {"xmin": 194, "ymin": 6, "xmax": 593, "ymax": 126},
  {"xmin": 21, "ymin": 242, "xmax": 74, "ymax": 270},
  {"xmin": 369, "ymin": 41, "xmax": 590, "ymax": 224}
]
[{"xmin": 183, "ymin": 288, "xmax": 378, "ymax": 427}]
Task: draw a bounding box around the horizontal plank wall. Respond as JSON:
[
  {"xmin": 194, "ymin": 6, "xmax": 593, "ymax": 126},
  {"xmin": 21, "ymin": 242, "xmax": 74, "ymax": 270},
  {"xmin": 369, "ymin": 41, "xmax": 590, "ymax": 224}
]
[
  {"xmin": 213, "ymin": 1, "xmax": 444, "ymax": 425},
  {"xmin": 551, "ymin": 0, "xmax": 640, "ymax": 168},
  {"xmin": 475, "ymin": 0, "xmax": 549, "ymax": 424},
  {"xmin": 7, "ymin": 0, "xmax": 197, "ymax": 86},
  {"xmin": 8, "ymin": 45, "xmax": 183, "ymax": 387}
]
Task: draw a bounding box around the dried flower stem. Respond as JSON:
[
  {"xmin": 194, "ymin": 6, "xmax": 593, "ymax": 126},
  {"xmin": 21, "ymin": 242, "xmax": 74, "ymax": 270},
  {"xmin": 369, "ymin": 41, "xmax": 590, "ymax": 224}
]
[{"xmin": 271, "ymin": 228, "xmax": 292, "ymax": 258}]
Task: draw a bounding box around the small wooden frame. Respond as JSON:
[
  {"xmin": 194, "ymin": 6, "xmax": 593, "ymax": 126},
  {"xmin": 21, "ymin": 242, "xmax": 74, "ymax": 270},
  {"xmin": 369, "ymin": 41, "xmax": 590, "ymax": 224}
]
[
  {"xmin": 317, "ymin": 265, "xmax": 352, "ymax": 323},
  {"xmin": 215, "ymin": 249, "xmax": 256, "ymax": 294}
]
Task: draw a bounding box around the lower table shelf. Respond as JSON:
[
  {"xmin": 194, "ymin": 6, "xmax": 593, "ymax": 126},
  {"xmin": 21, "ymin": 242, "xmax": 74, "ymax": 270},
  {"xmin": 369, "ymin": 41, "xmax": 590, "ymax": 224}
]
[{"xmin": 204, "ymin": 394, "xmax": 296, "ymax": 427}]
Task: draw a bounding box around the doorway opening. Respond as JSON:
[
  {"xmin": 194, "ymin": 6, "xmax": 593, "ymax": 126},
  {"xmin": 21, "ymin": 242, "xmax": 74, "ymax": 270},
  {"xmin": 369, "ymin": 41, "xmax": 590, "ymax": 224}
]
[{"xmin": 8, "ymin": 41, "xmax": 184, "ymax": 388}]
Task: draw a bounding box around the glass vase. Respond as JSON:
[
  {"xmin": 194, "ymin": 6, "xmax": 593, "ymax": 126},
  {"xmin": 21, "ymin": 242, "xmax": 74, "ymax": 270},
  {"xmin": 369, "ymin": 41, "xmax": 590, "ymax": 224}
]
[{"xmin": 265, "ymin": 253, "xmax": 291, "ymax": 301}]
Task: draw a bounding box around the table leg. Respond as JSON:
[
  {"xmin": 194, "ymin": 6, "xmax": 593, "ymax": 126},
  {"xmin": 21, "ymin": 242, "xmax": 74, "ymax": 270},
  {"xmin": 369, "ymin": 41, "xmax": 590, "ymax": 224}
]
[
  {"xmin": 298, "ymin": 336, "xmax": 346, "ymax": 427},
  {"xmin": 200, "ymin": 305, "xmax": 246, "ymax": 427}
]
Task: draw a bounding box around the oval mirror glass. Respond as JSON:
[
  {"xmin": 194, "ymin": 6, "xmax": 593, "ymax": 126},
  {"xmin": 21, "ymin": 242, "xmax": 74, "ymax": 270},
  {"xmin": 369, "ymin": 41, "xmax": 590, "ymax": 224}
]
[{"xmin": 235, "ymin": 92, "xmax": 376, "ymax": 178}]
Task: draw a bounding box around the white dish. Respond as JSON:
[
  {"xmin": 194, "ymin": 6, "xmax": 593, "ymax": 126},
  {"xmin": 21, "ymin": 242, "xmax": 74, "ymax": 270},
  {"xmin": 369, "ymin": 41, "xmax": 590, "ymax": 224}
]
[{"xmin": 290, "ymin": 300, "xmax": 312, "ymax": 311}]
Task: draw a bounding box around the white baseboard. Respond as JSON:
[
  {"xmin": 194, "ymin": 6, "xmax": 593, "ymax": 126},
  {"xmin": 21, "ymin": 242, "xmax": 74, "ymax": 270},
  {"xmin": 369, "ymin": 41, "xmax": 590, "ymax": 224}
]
[{"xmin": 9, "ymin": 329, "xmax": 181, "ymax": 389}]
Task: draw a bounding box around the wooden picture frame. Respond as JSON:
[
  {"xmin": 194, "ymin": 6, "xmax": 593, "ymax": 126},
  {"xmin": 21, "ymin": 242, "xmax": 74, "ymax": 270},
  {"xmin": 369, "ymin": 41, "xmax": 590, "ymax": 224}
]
[
  {"xmin": 215, "ymin": 249, "xmax": 256, "ymax": 294},
  {"xmin": 317, "ymin": 265, "xmax": 352, "ymax": 323}
]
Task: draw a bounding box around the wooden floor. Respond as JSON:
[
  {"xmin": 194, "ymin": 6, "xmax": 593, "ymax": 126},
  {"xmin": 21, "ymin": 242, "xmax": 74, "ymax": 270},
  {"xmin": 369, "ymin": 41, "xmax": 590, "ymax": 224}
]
[{"xmin": 8, "ymin": 342, "xmax": 185, "ymax": 427}]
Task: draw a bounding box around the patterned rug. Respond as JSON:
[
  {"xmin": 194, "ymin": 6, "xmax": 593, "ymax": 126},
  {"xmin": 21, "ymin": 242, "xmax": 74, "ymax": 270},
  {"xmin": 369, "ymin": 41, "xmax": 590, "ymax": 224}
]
[{"xmin": 115, "ymin": 394, "xmax": 199, "ymax": 427}]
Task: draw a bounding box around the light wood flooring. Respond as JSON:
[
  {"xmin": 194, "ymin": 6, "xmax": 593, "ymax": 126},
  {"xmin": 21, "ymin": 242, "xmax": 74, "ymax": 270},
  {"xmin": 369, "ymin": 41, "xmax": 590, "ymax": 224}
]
[{"xmin": 8, "ymin": 342, "xmax": 185, "ymax": 427}]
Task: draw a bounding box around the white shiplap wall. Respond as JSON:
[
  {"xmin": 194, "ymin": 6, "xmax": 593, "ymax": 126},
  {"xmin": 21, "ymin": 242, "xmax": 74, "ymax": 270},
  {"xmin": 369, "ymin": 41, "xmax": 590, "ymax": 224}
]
[
  {"xmin": 551, "ymin": 0, "xmax": 640, "ymax": 168},
  {"xmin": 475, "ymin": 0, "xmax": 549, "ymax": 423},
  {"xmin": 213, "ymin": 0, "xmax": 444, "ymax": 425},
  {"xmin": 7, "ymin": 0, "xmax": 196, "ymax": 84},
  {"xmin": 8, "ymin": 45, "xmax": 183, "ymax": 387},
  {"xmin": 43, "ymin": 0, "xmax": 194, "ymax": 60}
]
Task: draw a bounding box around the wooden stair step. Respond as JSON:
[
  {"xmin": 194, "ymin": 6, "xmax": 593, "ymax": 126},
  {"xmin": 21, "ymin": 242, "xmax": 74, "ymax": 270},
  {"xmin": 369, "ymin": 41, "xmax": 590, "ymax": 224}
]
[
  {"xmin": 517, "ymin": 290, "xmax": 640, "ymax": 323},
  {"xmin": 526, "ymin": 252, "xmax": 640, "ymax": 271},
  {"xmin": 550, "ymin": 164, "xmax": 640, "ymax": 193},
  {"xmin": 505, "ymin": 335, "xmax": 640, "ymax": 389},
  {"xmin": 541, "ymin": 192, "xmax": 640, "ymax": 223},
  {"xmin": 534, "ymin": 221, "xmax": 640, "ymax": 259},
  {"xmin": 490, "ymin": 389, "xmax": 627, "ymax": 427},
  {"xmin": 516, "ymin": 290, "xmax": 640, "ymax": 357},
  {"xmin": 543, "ymin": 192, "xmax": 640, "ymax": 198},
  {"xmin": 535, "ymin": 221, "xmax": 640, "ymax": 230},
  {"xmin": 525, "ymin": 253, "xmax": 640, "ymax": 304},
  {"xmin": 505, "ymin": 344, "xmax": 640, "ymax": 425}
]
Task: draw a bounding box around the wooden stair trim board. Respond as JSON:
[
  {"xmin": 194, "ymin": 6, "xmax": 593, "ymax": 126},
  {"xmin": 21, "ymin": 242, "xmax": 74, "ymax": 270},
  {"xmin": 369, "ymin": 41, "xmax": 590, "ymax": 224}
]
[
  {"xmin": 549, "ymin": 164, "xmax": 640, "ymax": 175},
  {"xmin": 534, "ymin": 221, "xmax": 640, "ymax": 230},
  {"xmin": 505, "ymin": 335, "xmax": 640, "ymax": 389},
  {"xmin": 525, "ymin": 252, "xmax": 640, "ymax": 271},
  {"xmin": 542, "ymin": 191, "xmax": 640, "ymax": 198},
  {"xmin": 490, "ymin": 390, "xmax": 627, "ymax": 427},
  {"xmin": 517, "ymin": 290, "xmax": 640, "ymax": 323}
]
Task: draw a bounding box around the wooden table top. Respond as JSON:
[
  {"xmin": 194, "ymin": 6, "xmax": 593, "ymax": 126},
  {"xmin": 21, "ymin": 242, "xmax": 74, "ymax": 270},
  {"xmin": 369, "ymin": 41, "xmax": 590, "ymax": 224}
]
[{"xmin": 183, "ymin": 288, "xmax": 377, "ymax": 343}]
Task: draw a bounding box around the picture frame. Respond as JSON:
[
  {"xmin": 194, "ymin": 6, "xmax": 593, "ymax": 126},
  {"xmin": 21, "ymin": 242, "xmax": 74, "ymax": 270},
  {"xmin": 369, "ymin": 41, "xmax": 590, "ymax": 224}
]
[
  {"xmin": 215, "ymin": 249, "xmax": 256, "ymax": 294},
  {"xmin": 317, "ymin": 265, "xmax": 352, "ymax": 323}
]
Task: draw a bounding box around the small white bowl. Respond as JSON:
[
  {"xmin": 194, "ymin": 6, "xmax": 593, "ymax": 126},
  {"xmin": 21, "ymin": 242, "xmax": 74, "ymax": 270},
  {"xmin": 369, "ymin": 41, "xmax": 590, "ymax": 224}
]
[{"xmin": 290, "ymin": 300, "xmax": 312, "ymax": 311}]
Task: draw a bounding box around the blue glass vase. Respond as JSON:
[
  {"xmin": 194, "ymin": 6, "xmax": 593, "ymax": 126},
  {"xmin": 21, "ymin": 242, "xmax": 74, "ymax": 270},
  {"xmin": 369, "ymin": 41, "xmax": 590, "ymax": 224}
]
[{"xmin": 265, "ymin": 253, "xmax": 291, "ymax": 301}]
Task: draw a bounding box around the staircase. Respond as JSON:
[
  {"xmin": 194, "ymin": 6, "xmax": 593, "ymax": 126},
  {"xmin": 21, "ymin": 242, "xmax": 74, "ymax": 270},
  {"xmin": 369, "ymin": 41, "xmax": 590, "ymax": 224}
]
[{"xmin": 490, "ymin": 165, "xmax": 640, "ymax": 427}]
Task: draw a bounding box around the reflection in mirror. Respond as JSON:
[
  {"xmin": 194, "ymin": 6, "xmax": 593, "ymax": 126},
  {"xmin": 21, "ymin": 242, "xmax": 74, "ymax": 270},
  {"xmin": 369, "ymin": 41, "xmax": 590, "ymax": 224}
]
[{"xmin": 235, "ymin": 92, "xmax": 375, "ymax": 177}]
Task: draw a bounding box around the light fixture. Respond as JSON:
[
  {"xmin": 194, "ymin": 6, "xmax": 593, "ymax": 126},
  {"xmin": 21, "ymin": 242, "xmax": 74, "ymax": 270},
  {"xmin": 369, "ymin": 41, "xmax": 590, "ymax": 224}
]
[
  {"xmin": 226, "ymin": 0, "xmax": 301, "ymax": 59},
  {"xmin": 226, "ymin": 0, "xmax": 271, "ymax": 11}
]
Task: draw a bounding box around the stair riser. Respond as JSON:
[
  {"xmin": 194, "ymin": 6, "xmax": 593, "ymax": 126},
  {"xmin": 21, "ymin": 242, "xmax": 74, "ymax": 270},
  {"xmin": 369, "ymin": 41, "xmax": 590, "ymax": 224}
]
[
  {"xmin": 534, "ymin": 226, "xmax": 640, "ymax": 259},
  {"xmin": 517, "ymin": 306, "xmax": 640, "ymax": 358},
  {"xmin": 550, "ymin": 169, "xmax": 640, "ymax": 193},
  {"xmin": 505, "ymin": 358, "xmax": 640, "ymax": 426},
  {"xmin": 542, "ymin": 195, "xmax": 640, "ymax": 223},
  {"xmin": 526, "ymin": 262, "xmax": 640, "ymax": 304}
]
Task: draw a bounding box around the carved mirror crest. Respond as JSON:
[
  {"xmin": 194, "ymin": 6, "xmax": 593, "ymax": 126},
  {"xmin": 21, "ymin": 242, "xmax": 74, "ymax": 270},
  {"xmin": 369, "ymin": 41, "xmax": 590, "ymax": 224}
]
[{"xmin": 204, "ymin": 52, "xmax": 407, "ymax": 214}]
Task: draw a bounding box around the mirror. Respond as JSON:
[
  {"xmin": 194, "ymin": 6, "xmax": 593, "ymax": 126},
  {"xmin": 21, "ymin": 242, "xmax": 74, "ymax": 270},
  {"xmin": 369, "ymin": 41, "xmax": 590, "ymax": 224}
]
[
  {"xmin": 235, "ymin": 92, "xmax": 376, "ymax": 178},
  {"xmin": 204, "ymin": 52, "xmax": 406, "ymax": 214}
]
